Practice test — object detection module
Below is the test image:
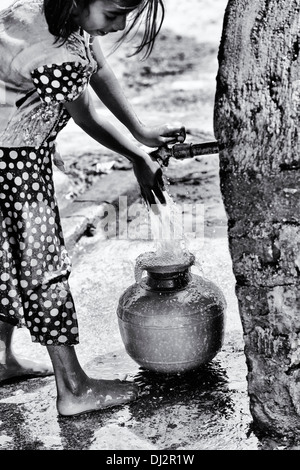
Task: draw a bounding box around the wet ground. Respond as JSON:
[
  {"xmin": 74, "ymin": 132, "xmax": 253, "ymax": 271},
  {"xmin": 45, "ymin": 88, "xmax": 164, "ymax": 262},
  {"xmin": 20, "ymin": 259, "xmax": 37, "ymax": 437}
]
[
  {"xmin": 0, "ymin": 229, "xmax": 297, "ymax": 451},
  {"xmin": 0, "ymin": 237, "xmax": 258, "ymax": 451},
  {"xmin": 0, "ymin": 354, "xmax": 256, "ymax": 451}
]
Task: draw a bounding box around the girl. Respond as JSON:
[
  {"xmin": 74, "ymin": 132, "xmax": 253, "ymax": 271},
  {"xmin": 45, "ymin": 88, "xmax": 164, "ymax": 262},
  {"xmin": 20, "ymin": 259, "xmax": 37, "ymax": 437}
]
[{"xmin": 0, "ymin": 0, "xmax": 185, "ymax": 416}]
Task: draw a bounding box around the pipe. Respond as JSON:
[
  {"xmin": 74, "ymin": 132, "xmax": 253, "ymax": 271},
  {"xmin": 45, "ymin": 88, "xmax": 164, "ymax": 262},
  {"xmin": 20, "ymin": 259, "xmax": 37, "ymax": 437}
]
[{"xmin": 150, "ymin": 140, "xmax": 219, "ymax": 166}]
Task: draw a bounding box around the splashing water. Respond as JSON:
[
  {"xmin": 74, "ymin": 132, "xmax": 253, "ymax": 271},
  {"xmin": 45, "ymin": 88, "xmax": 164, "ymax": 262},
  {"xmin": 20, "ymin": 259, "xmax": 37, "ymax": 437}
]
[
  {"xmin": 135, "ymin": 191, "xmax": 195, "ymax": 283},
  {"xmin": 150, "ymin": 191, "xmax": 187, "ymax": 256}
]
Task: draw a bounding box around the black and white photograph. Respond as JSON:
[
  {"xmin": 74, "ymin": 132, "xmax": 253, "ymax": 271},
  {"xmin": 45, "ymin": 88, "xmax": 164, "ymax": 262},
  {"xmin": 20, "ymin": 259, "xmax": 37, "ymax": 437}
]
[{"xmin": 0, "ymin": 0, "xmax": 299, "ymax": 454}]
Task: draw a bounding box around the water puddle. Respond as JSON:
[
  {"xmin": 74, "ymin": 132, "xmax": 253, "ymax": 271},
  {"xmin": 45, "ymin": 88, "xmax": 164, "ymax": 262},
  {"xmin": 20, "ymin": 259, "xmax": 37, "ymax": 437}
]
[
  {"xmin": 82, "ymin": 348, "xmax": 258, "ymax": 450},
  {"xmin": 0, "ymin": 346, "xmax": 297, "ymax": 450}
]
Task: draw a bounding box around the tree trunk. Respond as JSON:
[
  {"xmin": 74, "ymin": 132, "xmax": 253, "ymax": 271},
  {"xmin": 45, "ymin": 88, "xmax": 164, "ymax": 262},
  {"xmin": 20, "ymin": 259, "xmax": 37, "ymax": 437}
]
[{"xmin": 214, "ymin": 0, "xmax": 300, "ymax": 437}]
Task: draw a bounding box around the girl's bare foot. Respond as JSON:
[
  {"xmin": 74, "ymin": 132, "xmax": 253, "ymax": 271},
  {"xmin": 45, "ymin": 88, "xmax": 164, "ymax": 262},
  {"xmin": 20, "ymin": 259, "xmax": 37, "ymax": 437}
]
[
  {"xmin": 0, "ymin": 323, "xmax": 53, "ymax": 383},
  {"xmin": 57, "ymin": 378, "xmax": 140, "ymax": 416},
  {"xmin": 0, "ymin": 354, "xmax": 53, "ymax": 384},
  {"xmin": 47, "ymin": 344, "xmax": 140, "ymax": 416}
]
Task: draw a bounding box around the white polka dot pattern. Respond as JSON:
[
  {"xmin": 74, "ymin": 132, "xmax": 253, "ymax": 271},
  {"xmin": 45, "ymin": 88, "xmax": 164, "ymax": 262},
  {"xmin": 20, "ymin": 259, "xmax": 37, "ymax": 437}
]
[
  {"xmin": 0, "ymin": 145, "xmax": 79, "ymax": 346},
  {"xmin": 31, "ymin": 61, "xmax": 90, "ymax": 104}
]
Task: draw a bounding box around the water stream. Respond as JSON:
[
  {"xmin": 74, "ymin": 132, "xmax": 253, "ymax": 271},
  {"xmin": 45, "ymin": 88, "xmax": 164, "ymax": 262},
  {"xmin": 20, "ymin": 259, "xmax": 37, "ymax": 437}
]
[{"xmin": 134, "ymin": 191, "xmax": 197, "ymax": 282}]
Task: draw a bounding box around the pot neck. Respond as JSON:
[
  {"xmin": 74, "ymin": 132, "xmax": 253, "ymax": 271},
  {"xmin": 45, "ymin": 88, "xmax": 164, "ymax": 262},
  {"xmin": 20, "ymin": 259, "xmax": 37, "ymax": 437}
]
[{"xmin": 144, "ymin": 268, "xmax": 191, "ymax": 291}]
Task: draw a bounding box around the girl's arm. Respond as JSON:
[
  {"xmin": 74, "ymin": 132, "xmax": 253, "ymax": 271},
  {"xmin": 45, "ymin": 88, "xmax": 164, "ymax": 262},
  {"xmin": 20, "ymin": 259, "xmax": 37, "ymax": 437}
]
[
  {"xmin": 89, "ymin": 39, "xmax": 184, "ymax": 148},
  {"xmin": 63, "ymin": 88, "xmax": 165, "ymax": 206}
]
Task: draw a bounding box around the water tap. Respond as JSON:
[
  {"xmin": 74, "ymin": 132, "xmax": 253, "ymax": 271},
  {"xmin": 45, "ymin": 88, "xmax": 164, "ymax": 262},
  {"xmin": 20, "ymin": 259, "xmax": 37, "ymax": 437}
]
[{"xmin": 150, "ymin": 132, "xmax": 220, "ymax": 167}]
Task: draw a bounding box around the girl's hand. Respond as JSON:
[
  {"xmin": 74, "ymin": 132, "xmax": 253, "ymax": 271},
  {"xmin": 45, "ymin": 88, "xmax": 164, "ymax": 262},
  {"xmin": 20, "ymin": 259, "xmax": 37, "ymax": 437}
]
[
  {"xmin": 135, "ymin": 124, "xmax": 186, "ymax": 148},
  {"xmin": 132, "ymin": 154, "xmax": 166, "ymax": 207}
]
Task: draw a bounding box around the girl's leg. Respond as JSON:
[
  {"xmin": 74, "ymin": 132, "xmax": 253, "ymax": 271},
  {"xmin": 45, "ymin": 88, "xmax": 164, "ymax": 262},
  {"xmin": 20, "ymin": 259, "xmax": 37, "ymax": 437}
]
[
  {"xmin": 47, "ymin": 344, "xmax": 139, "ymax": 416},
  {"xmin": 0, "ymin": 321, "xmax": 53, "ymax": 383}
]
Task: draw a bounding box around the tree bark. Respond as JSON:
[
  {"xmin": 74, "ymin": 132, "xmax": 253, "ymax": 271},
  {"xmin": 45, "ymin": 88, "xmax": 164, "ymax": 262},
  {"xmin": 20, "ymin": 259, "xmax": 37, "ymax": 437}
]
[{"xmin": 214, "ymin": 0, "xmax": 300, "ymax": 437}]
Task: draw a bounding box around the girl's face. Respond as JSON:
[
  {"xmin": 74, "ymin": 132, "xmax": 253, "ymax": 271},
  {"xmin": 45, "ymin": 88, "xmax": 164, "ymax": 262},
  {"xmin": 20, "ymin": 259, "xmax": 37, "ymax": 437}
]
[{"xmin": 73, "ymin": 0, "xmax": 140, "ymax": 36}]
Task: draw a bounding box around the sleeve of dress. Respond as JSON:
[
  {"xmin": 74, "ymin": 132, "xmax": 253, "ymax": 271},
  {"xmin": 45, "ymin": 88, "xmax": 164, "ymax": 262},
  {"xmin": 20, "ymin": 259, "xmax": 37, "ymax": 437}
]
[{"xmin": 30, "ymin": 61, "xmax": 90, "ymax": 104}]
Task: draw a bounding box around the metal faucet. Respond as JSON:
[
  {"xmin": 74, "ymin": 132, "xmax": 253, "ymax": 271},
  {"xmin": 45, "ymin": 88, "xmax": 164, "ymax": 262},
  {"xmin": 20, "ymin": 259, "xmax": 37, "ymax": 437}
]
[{"xmin": 149, "ymin": 128, "xmax": 219, "ymax": 166}]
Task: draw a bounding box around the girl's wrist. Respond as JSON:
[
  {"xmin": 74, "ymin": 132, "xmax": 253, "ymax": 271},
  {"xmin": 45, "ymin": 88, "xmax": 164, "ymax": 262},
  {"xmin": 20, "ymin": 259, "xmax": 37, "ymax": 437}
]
[{"xmin": 124, "ymin": 144, "xmax": 149, "ymax": 164}]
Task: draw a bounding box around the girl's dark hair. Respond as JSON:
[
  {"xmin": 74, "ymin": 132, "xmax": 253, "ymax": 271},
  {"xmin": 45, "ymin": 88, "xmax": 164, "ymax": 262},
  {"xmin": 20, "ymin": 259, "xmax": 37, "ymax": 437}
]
[{"xmin": 43, "ymin": 0, "xmax": 165, "ymax": 58}]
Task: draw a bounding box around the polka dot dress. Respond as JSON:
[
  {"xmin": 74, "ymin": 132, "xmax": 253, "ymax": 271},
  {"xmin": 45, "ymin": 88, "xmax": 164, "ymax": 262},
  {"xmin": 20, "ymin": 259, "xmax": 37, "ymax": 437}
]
[
  {"xmin": 31, "ymin": 61, "xmax": 90, "ymax": 105},
  {"xmin": 0, "ymin": 145, "xmax": 79, "ymax": 345},
  {"xmin": 0, "ymin": 61, "xmax": 94, "ymax": 346}
]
